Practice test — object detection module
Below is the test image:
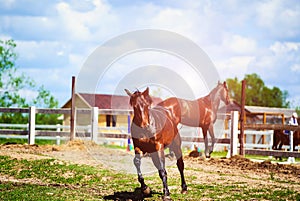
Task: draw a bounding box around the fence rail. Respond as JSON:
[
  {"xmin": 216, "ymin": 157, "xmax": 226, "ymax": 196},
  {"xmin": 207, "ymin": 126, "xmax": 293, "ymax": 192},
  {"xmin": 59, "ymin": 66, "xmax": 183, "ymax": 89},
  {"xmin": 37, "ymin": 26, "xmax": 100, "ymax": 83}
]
[
  {"xmin": 1, "ymin": 107, "xmax": 300, "ymax": 161},
  {"xmin": 245, "ymin": 149, "xmax": 300, "ymax": 158},
  {"xmin": 245, "ymin": 124, "xmax": 300, "ymax": 131}
]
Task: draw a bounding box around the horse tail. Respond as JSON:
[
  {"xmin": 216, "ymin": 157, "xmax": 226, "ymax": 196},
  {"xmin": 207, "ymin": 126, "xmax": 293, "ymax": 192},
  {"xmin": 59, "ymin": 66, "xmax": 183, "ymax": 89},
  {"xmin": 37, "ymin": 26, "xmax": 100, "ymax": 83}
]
[{"xmin": 272, "ymin": 130, "xmax": 280, "ymax": 150}]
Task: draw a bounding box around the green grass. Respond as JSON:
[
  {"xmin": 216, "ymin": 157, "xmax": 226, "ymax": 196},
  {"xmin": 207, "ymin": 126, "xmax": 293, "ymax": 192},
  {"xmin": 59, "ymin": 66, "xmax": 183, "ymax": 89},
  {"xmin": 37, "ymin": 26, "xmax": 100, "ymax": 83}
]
[
  {"xmin": 210, "ymin": 151, "xmax": 227, "ymax": 158},
  {"xmin": 0, "ymin": 138, "xmax": 66, "ymax": 145},
  {"xmin": 101, "ymin": 143, "xmax": 126, "ymax": 150},
  {"xmin": 245, "ymin": 153, "xmax": 300, "ymax": 163},
  {"xmin": 206, "ymin": 150, "xmax": 300, "ymax": 163},
  {"xmin": 0, "ymin": 154, "xmax": 299, "ymax": 200},
  {"xmin": 0, "ymin": 155, "xmax": 137, "ymax": 200}
]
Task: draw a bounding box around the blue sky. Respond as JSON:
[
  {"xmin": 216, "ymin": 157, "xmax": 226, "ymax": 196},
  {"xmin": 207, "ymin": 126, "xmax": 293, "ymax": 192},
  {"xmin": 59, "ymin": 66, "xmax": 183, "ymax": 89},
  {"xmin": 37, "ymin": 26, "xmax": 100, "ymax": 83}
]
[{"xmin": 0, "ymin": 0, "xmax": 300, "ymax": 107}]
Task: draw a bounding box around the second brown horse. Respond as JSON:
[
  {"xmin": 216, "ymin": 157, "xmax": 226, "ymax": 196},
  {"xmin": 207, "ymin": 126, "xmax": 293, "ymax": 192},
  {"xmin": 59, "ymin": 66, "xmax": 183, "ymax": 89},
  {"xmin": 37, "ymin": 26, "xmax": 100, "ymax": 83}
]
[
  {"xmin": 273, "ymin": 129, "xmax": 300, "ymax": 151},
  {"xmin": 158, "ymin": 81, "xmax": 230, "ymax": 158}
]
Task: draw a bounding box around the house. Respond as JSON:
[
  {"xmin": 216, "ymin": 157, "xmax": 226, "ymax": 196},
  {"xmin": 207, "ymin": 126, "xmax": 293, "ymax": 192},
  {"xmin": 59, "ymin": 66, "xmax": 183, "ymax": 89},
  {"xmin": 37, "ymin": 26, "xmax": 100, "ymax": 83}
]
[
  {"xmin": 220, "ymin": 101, "xmax": 297, "ymax": 146},
  {"xmin": 221, "ymin": 100, "xmax": 296, "ymax": 125},
  {"xmin": 61, "ymin": 93, "xmax": 163, "ymax": 133}
]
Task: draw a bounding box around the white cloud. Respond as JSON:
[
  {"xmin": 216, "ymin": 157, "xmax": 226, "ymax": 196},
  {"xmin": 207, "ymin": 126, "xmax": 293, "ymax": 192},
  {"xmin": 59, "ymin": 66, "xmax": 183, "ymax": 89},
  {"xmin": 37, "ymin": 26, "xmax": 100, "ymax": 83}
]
[
  {"xmin": 55, "ymin": 0, "xmax": 119, "ymax": 42},
  {"xmin": 1, "ymin": 0, "xmax": 300, "ymax": 107},
  {"xmin": 248, "ymin": 41, "xmax": 300, "ymax": 70},
  {"xmin": 216, "ymin": 56, "xmax": 255, "ymax": 80},
  {"xmin": 1, "ymin": 0, "xmax": 15, "ymax": 9},
  {"xmin": 256, "ymin": 0, "xmax": 300, "ymax": 38},
  {"xmin": 16, "ymin": 40, "xmax": 69, "ymax": 68},
  {"xmin": 222, "ymin": 34, "xmax": 257, "ymax": 55},
  {"xmin": 291, "ymin": 64, "xmax": 300, "ymax": 73},
  {"xmin": 95, "ymin": 50, "xmax": 209, "ymax": 98},
  {"xmin": 149, "ymin": 8, "xmax": 192, "ymax": 31},
  {"xmin": 270, "ymin": 42, "xmax": 300, "ymax": 54},
  {"xmin": 56, "ymin": 2, "xmax": 92, "ymax": 40}
]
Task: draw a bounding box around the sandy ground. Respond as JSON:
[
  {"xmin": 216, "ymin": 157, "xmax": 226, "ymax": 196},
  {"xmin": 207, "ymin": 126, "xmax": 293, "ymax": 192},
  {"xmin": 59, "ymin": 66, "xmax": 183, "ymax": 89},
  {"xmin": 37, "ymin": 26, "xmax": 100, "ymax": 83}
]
[{"xmin": 0, "ymin": 140, "xmax": 299, "ymax": 199}]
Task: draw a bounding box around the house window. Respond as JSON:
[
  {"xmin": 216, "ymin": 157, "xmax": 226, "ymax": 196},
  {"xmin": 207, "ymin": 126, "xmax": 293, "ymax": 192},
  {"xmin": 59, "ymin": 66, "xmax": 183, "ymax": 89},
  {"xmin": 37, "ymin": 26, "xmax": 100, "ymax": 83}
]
[{"xmin": 106, "ymin": 115, "xmax": 116, "ymax": 127}]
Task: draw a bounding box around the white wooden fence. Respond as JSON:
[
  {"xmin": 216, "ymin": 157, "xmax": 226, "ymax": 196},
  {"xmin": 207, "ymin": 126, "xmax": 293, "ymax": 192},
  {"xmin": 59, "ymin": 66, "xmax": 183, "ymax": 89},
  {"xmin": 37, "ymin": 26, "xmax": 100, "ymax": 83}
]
[
  {"xmin": 229, "ymin": 111, "xmax": 300, "ymax": 162},
  {"xmin": 1, "ymin": 107, "xmax": 300, "ymax": 161}
]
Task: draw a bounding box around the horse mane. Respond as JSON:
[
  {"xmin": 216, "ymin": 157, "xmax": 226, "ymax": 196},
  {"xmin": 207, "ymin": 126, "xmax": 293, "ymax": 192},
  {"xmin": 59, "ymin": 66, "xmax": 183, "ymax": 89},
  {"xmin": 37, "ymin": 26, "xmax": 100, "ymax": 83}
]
[{"xmin": 201, "ymin": 82, "xmax": 222, "ymax": 100}]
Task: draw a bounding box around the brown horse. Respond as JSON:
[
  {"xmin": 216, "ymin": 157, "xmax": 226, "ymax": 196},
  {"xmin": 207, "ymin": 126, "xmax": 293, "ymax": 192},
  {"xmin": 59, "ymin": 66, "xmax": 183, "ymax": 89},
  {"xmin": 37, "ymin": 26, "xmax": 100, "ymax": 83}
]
[
  {"xmin": 125, "ymin": 87, "xmax": 187, "ymax": 200},
  {"xmin": 157, "ymin": 81, "xmax": 230, "ymax": 158},
  {"xmin": 273, "ymin": 129, "xmax": 300, "ymax": 151}
]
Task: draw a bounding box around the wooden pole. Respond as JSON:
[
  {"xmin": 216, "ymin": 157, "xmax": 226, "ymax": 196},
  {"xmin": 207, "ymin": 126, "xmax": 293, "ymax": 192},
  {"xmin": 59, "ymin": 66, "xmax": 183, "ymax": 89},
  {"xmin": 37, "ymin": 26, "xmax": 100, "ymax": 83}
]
[
  {"xmin": 239, "ymin": 80, "xmax": 246, "ymax": 156},
  {"xmin": 281, "ymin": 114, "xmax": 285, "ymax": 125},
  {"xmin": 70, "ymin": 76, "xmax": 76, "ymax": 141}
]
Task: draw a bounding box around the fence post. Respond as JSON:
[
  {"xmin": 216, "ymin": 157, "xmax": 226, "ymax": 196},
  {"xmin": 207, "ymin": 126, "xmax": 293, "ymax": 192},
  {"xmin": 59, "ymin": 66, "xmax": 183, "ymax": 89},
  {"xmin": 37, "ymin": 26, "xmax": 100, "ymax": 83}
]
[
  {"xmin": 287, "ymin": 131, "xmax": 295, "ymax": 163},
  {"xmin": 91, "ymin": 107, "xmax": 98, "ymax": 143},
  {"xmin": 230, "ymin": 111, "xmax": 239, "ymax": 157},
  {"xmin": 269, "ymin": 130, "xmax": 273, "ymax": 150},
  {"xmin": 56, "ymin": 136, "xmax": 61, "ymax": 145},
  {"xmin": 239, "ymin": 80, "xmax": 246, "ymax": 156},
  {"xmin": 70, "ymin": 76, "xmax": 76, "ymax": 140},
  {"xmin": 28, "ymin": 106, "xmax": 36, "ymax": 145},
  {"xmin": 127, "ymin": 115, "xmax": 131, "ymax": 134},
  {"xmin": 56, "ymin": 124, "xmax": 61, "ymax": 132}
]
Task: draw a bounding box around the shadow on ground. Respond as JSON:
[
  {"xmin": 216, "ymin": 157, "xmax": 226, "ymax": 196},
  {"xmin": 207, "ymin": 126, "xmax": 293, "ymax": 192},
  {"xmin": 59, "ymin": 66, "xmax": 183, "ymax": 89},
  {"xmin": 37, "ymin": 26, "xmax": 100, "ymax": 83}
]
[{"xmin": 103, "ymin": 188, "xmax": 161, "ymax": 201}]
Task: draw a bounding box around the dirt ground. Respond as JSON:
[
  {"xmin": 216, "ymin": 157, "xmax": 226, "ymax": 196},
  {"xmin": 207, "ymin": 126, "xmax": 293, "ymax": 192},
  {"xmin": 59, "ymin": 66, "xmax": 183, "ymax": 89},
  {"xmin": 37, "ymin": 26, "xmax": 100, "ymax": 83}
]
[{"xmin": 1, "ymin": 140, "xmax": 300, "ymax": 198}]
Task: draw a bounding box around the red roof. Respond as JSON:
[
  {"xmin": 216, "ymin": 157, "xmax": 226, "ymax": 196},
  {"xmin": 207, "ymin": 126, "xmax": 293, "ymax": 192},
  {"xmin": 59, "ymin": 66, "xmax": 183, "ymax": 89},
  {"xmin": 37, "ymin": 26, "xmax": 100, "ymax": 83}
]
[{"xmin": 79, "ymin": 93, "xmax": 162, "ymax": 110}]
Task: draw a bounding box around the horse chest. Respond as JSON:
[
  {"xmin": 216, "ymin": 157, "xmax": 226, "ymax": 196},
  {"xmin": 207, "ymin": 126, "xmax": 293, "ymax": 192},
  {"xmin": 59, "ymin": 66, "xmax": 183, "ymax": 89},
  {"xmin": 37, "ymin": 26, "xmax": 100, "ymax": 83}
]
[{"xmin": 130, "ymin": 109, "xmax": 175, "ymax": 153}]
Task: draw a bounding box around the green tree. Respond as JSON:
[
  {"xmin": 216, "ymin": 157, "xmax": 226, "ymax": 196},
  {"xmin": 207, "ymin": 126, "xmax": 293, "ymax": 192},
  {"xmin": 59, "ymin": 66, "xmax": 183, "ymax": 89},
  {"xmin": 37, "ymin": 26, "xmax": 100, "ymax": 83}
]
[
  {"xmin": 0, "ymin": 39, "xmax": 60, "ymax": 124},
  {"xmin": 226, "ymin": 73, "xmax": 290, "ymax": 108}
]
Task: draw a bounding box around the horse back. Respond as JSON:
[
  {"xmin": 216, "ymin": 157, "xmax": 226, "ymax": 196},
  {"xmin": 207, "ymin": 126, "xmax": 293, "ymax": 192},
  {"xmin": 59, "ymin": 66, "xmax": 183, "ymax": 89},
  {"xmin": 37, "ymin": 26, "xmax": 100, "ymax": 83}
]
[
  {"xmin": 157, "ymin": 96, "xmax": 213, "ymax": 127},
  {"xmin": 179, "ymin": 97, "xmax": 212, "ymax": 127},
  {"xmin": 157, "ymin": 97, "xmax": 181, "ymax": 125}
]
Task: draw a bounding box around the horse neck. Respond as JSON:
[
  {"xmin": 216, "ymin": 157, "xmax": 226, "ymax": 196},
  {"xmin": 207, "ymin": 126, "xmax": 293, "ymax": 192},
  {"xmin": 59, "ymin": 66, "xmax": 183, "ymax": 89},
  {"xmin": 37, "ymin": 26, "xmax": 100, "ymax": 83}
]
[{"xmin": 208, "ymin": 86, "xmax": 222, "ymax": 112}]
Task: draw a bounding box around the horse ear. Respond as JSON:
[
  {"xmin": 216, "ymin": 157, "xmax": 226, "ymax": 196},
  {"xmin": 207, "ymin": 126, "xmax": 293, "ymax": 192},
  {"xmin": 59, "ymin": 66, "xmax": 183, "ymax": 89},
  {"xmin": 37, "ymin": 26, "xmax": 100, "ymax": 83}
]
[
  {"xmin": 124, "ymin": 89, "xmax": 132, "ymax": 96},
  {"xmin": 143, "ymin": 87, "xmax": 149, "ymax": 96},
  {"xmin": 223, "ymin": 81, "xmax": 227, "ymax": 88}
]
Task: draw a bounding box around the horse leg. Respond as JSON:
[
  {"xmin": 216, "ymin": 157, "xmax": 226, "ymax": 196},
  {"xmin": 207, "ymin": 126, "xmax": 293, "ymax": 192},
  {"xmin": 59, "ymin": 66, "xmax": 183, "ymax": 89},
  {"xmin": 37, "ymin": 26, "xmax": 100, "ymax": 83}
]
[
  {"xmin": 151, "ymin": 150, "xmax": 170, "ymax": 199},
  {"xmin": 278, "ymin": 141, "xmax": 284, "ymax": 161},
  {"xmin": 272, "ymin": 132, "xmax": 279, "ymax": 159},
  {"xmin": 169, "ymin": 135, "xmax": 187, "ymax": 194},
  {"xmin": 272, "ymin": 131, "xmax": 278, "ymax": 150},
  {"xmin": 133, "ymin": 153, "xmax": 150, "ymax": 195},
  {"xmin": 177, "ymin": 156, "xmax": 188, "ymax": 193},
  {"xmin": 208, "ymin": 124, "xmax": 216, "ymax": 156},
  {"xmin": 202, "ymin": 128, "xmax": 210, "ymax": 158}
]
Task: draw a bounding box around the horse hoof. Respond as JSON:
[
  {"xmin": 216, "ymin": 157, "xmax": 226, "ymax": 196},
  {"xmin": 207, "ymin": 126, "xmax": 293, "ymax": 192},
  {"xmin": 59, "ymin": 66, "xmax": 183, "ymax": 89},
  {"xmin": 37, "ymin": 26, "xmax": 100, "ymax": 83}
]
[
  {"xmin": 181, "ymin": 189, "xmax": 188, "ymax": 194},
  {"xmin": 162, "ymin": 195, "xmax": 172, "ymax": 201},
  {"xmin": 142, "ymin": 186, "xmax": 151, "ymax": 195}
]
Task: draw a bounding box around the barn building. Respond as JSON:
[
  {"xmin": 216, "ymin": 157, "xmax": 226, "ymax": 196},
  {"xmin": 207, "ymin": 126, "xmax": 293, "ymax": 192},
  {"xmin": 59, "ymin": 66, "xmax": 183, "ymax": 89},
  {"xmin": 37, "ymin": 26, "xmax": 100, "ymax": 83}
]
[
  {"xmin": 222, "ymin": 101, "xmax": 297, "ymax": 125},
  {"xmin": 221, "ymin": 101, "xmax": 297, "ymax": 146},
  {"xmin": 61, "ymin": 93, "xmax": 162, "ymax": 134}
]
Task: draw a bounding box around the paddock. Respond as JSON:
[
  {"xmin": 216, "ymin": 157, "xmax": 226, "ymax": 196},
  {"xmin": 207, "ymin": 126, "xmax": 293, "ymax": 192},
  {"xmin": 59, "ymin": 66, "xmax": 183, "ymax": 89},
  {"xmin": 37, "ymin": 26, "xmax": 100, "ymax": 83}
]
[
  {"xmin": 1, "ymin": 107, "xmax": 300, "ymax": 163},
  {"xmin": 0, "ymin": 140, "xmax": 299, "ymax": 200},
  {"xmin": 1, "ymin": 107, "xmax": 300, "ymax": 200}
]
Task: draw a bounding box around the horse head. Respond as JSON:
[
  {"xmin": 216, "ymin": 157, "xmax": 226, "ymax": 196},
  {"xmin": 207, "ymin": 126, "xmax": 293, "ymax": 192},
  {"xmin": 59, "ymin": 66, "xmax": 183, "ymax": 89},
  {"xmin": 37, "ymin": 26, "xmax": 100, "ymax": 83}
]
[
  {"xmin": 125, "ymin": 87, "xmax": 153, "ymax": 128},
  {"xmin": 218, "ymin": 81, "xmax": 230, "ymax": 105}
]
